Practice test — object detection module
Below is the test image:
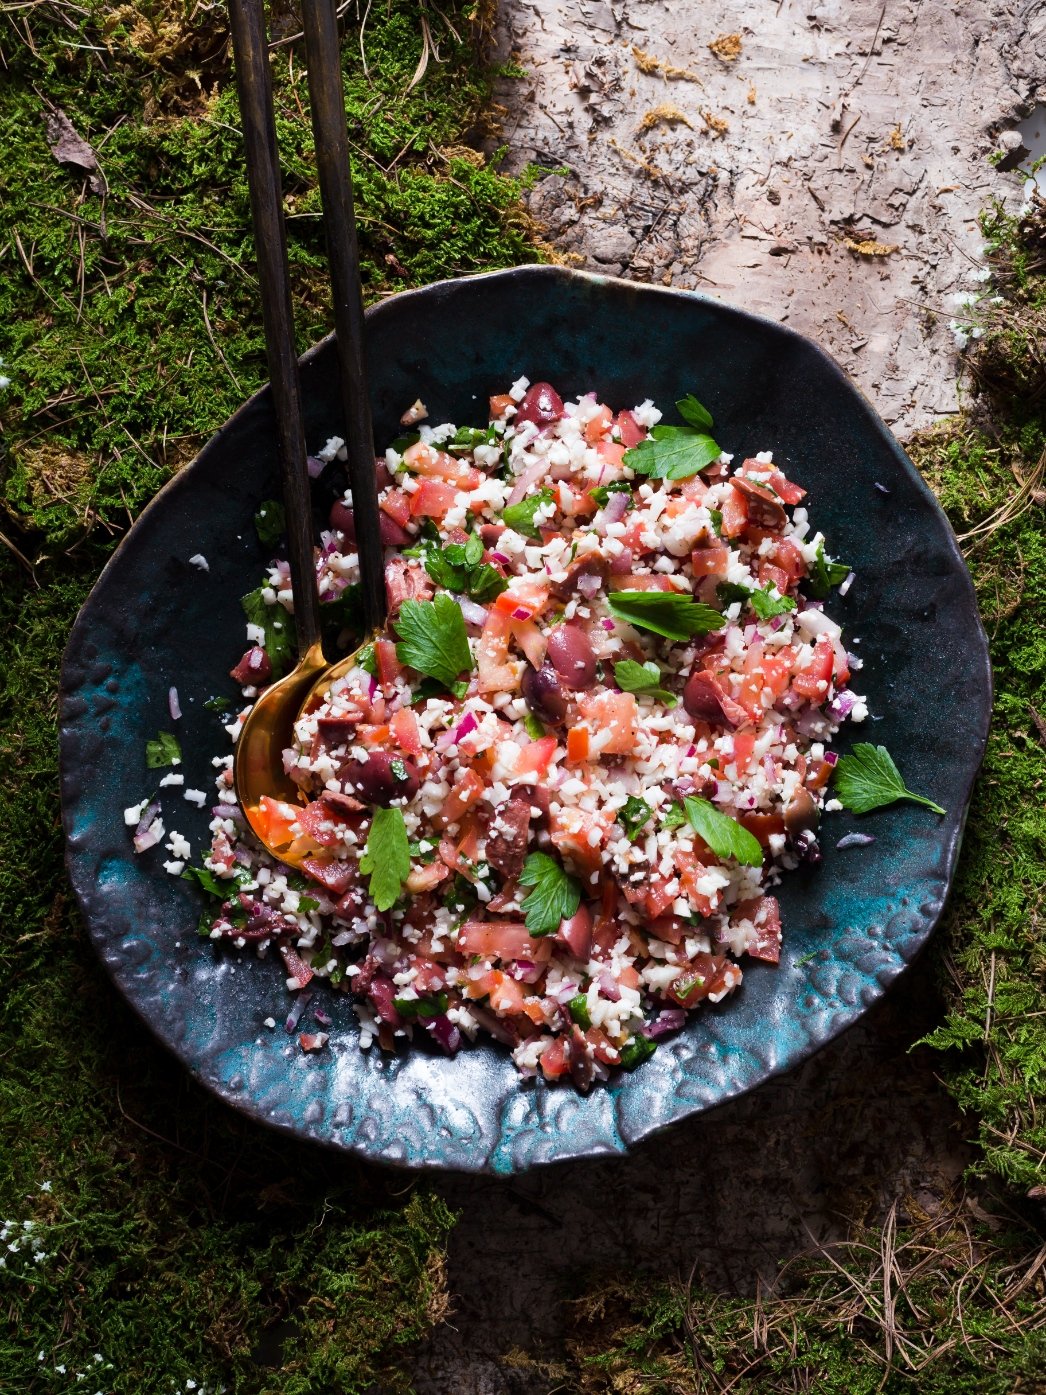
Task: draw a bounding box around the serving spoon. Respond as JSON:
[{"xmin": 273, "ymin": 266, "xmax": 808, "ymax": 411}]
[{"xmin": 228, "ymin": 0, "xmax": 385, "ymax": 860}]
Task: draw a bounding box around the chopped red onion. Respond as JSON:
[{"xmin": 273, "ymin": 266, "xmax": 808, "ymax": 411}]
[
  {"xmin": 609, "ymin": 547, "xmax": 633, "ymax": 575},
  {"xmin": 839, "ymin": 571, "xmax": 855, "ymax": 596},
  {"xmin": 490, "ymin": 551, "xmax": 511, "ymax": 565},
  {"xmin": 306, "ymin": 455, "xmax": 325, "ymax": 478},
  {"xmin": 597, "ymin": 971, "xmax": 621, "ymax": 1002},
  {"xmin": 824, "ymin": 750, "xmax": 839, "ymax": 767},
  {"xmin": 796, "ymin": 706, "xmax": 831, "ymax": 737},
  {"xmin": 451, "ymin": 710, "xmax": 478, "ymax": 744},
  {"xmin": 685, "ymin": 744, "xmax": 697, "ymax": 758},
  {"xmin": 168, "ymin": 686, "xmax": 182, "ymax": 721},
  {"xmin": 132, "ymin": 802, "xmax": 163, "ymax": 853},
  {"xmin": 641, "ymin": 1008, "xmax": 687, "ymax": 1039},
  {"xmin": 425, "ymin": 1015, "xmax": 462, "ymax": 1054},
  {"xmin": 769, "ymin": 614, "xmax": 786, "ymax": 632},
  {"xmin": 594, "ymin": 491, "xmax": 630, "ymax": 536},
  {"xmin": 511, "ymin": 605, "xmax": 532, "ymax": 621},
  {"xmin": 314, "ymin": 1007, "xmax": 332, "ymax": 1027},
  {"xmin": 826, "ymin": 689, "xmax": 857, "ymax": 721},
  {"xmin": 577, "ymin": 571, "xmax": 603, "ymax": 599},
  {"xmin": 874, "ymin": 481, "xmax": 891, "ymax": 495},
  {"xmin": 459, "ymin": 599, "xmax": 488, "ymax": 626},
  {"xmin": 601, "ymin": 618, "xmax": 616, "ymax": 631},
  {"xmin": 285, "ymin": 991, "xmax": 313, "ymax": 1032},
  {"xmin": 836, "ymin": 832, "xmax": 875, "ymax": 849}
]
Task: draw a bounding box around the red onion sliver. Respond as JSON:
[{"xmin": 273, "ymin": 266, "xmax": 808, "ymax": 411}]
[
  {"xmin": 824, "ymin": 750, "xmax": 839, "ymax": 767},
  {"xmin": 839, "ymin": 571, "xmax": 855, "ymax": 596},
  {"xmin": 459, "ymin": 599, "xmax": 488, "ymax": 626},
  {"xmin": 306, "ymin": 455, "xmax": 325, "ymax": 478},
  {"xmin": 512, "ymin": 606, "xmax": 531, "ymax": 621},
  {"xmin": 641, "ymin": 1008, "xmax": 687, "ymax": 1039},
  {"xmin": 490, "ymin": 551, "xmax": 510, "ymax": 565},
  {"xmin": 132, "ymin": 803, "xmax": 164, "ymax": 853},
  {"xmin": 285, "ymin": 991, "xmax": 313, "ymax": 1033},
  {"xmin": 168, "ymin": 686, "xmax": 182, "ymax": 721},
  {"xmin": 836, "ymin": 832, "xmax": 875, "ymax": 849}
]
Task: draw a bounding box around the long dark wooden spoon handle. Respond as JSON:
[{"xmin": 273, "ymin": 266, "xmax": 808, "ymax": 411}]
[
  {"xmin": 301, "ymin": 0, "xmax": 386, "ymax": 634},
  {"xmin": 228, "ymin": 0, "xmax": 323, "ymax": 653}
]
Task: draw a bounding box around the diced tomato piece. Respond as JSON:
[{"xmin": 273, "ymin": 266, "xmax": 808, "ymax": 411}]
[
  {"xmin": 380, "ymin": 488, "xmax": 412, "ymax": 529},
  {"xmin": 300, "ymin": 856, "xmax": 357, "ymax": 895},
  {"xmin": 556, "ymin": 905, "xmax": 593, "ymax": 960},
  {"xmin": 759, "ymin": 650, "xmax": 794, "ymax": 698},
  {"xmin": 490, "ymin": 393, "xmax": 515, "ymax": 418},
  {"xmin": 614, "ymin": 572, "xmax": 675, "ymax": 591},
  {"xmin": 405, "ymin": 861, "xmax": 452, "ymax": 894},
  {"xmin": 595, "ymin": 440, "xmax": 626, "ymax": 469},
  {"xmin": 410, "ymin": 957, "xmax": 448, "ymax": 994},
  {"xmin": 403, "ymin": 440, "xmax": 482, "ymax": 490},
  {"xmin": 806, "ymin": 758, "xmax": 834, "ymax": 791},
  {"xmin": 674, "ymin": 849, "xmax": 716, "ymax": 917},
  {"xmin": 510, "ymin": 618, "xmax": 547, "ymax": 669},
  {"xmin": 615, "ymin": 410, "xmax": 646, "ymax": 448},
  {"xmin": 576, "ymin": 690, "xmax": 638, "ymax": 754},
  {"xmin": 733, "ymin": 894, "xmax": 782, "ymax": 964},
  {"xmin": 793, "ymin": 633, "xmax": 835, "ymax": 700},
  {"xmin": 513, "ymin": 735, "xmax": 557, "ymax": 781},
  {"xmin": 540, "ymin": 1036, "xmax": 570, "ymax": 1079},
  {"xmin": 691, "ymin": 543, "xmax": 730, "ymax": 576},
  {"xmin": 390, "ymin": 705, "xmax": 422, "ymax": 756},
  {"xmin": 585, "ymin": 1027, "xmax": 620, "ymax": 1064},
  {"xmin": 550, "ymin": 806, "xmax": 606, "ymax": 878},
  {"xmin": 477, "ymin": 610, "xmax": 518, "ymax": 693},
  {"xmin": 467, "ymin": 969, "xmax": 525, "ymax": 1014},
  {"xmin": 720, "ymin": 486, "xmax": 750, "ymax": 538},
  {"xmin": 771, "ymin": 537, "xmax": 807, "ymax": 582},
  {"xmin": 375, "ymin": 637, "xmax": 402, "ymax": 692},
  {"xmin": 495, "ymin": 579, "xmax": 551, "ymax": 621},
  {"xmin": 280, "ymin": 943, "xmax": 314, "ymax": 989},
  {"xmin": 732, "ymin": 730, "xmax": 756, "ymax": 773},
  {"xmin": 459, "ymin": 920, "xmax": 551, "ymax": 962},
  {"xmin": 666, "ymin": 953, "xmax": 739, "ymax": 1006},
  {"xmin": 255, "ymin": 796, "xmax": 303, "ymax": 848},
  {"xmin": 768, "ymin": 469, "xmax": 806, "ymax": 504},
  {"xmin": 566, "ymin": 727, "xmax": 591, "ymax": 762},
  {"xmin": 432, "ymin": 769, "xmax": 485, "ymax": 831},
  {"xmin": 583, "ymin": 404, "xmax": 613, "ymax": 442},
  {"xmin": 680, "ymin": 476, "xmax": 709, "ymax": 503},
  {"xmin": 409, "ymin": 478, "xmax": 457, "ymax": 520},
  {"xmin": 758, "ymin": 562, "xmax": 792, "ymax": 596},
  {"xmin": 644, "ymin": 876, "xmax": 679, "ymax": 918}
]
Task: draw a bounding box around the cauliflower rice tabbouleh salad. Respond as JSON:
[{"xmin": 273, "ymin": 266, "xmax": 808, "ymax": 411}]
[{"xmin": 133, "ymin": 379, "xmax": 877, "ymax": 1090}]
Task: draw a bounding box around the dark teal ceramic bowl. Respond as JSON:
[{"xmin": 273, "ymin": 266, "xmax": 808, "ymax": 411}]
[{"xmin": 59, "ymin": 266, "xmax": 991, "ymax": 1173}]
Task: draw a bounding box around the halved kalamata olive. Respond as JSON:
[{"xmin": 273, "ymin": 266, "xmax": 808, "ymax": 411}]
[
  {"xmin": 521, "ymin": 663, "xmax": 569, "ymax": 724},
  {"xmin": 374, "ymin": 457, "xmax": 394, "ymax": 490},
  {"xmin": 683, "ymin": 670, "xmax": 744, "ymax": 726},
  {"xmin": 546, "ymin": 624, "xmax": 597, "ymax": 690},
  {"xmin": 783, "ymin": 786, "xmax": 820, "ymax": 837},
  {"xmin": 730, "ymin": 477, "xmax": 787, "ymax": 530},
  {"xmin": 515, "ymin": 381, "xmax": 565, "ymax": 428},
  {"xmin": 330, "ymin": 501, "xmax": 412, "ymax": 547},
  {"xmin": 342, "ymin": 751, "xmax": 419, "ymax": 806}
]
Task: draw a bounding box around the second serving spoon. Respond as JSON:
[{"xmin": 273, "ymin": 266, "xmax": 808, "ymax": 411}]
[{"xmin": 229, "ymin": 0, "xmax": 385, "ymax": 861}]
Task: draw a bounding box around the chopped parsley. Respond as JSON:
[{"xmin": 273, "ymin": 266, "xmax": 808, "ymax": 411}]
[
  {"xmin": 502, "ymin": 488, "xmax": 555, "ymax": 539},
  {"xmin": 623, "ymin": 393, "xmax": 721, "ymax": 481},
  {"xmin": 617, "ymin": 795, "xmax": 654, "ymax": 842},
  {"xmin": 394, "ymin": 992, "xmax": 449, "ymax": 1020},
  {"xmin": 241, "ymin": 586, "xmax": 293, "ymax": 678},
  {"xmin": 808, "ymin": 539, "xmax": 851, "ymax": 599},
  {"xmin": 683, "ymin": 796, "xmax": 763, "ymax": 867},
  {"xmin": 715, "ymin": 581, "xmax": 796, "ymax": 620},
  {"xmin": 590, "ymin": 480, "xmax": 634, "ymax": 508},
  {"xmin": 254, "ymin": 498, "xmax": 285, "ymax": 548},
  {"xmin": 418, "ymin": 532, "xmax": 508, "ymax": 603},
  {"xmin": 518, "ymin": 852, "xmax": 582, "ymax": 936},
  {"xmin": 146, "ymin": 730, "xmax": 181, "ymax": 768}
]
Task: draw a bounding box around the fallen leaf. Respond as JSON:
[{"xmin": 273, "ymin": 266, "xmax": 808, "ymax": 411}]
[{"xmin": 42, "ymin": 107, "xmax": 107, "ymax": 195}]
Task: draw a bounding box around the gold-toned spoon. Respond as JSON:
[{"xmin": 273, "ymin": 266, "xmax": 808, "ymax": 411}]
[{"xmin": 228, "ymin": 0, "xmax": 386, "ymax": 862}]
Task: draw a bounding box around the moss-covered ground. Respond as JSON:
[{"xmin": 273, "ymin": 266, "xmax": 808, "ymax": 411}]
[
  {"xmin": 0, "ymin": 1, "xmax": 532, "ymax": 1389},
  {"xmin": 2, "ymin": 0, "xmax": 1046, "ymax": 1386}
]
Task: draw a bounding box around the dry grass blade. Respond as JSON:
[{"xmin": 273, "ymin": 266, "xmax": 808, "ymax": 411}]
[
  {"xmin": 405, "ymin": 7, "xmax": 432, "ymax": 95},
  {"xmin": 956, "ymin": 447, "xmax": 1045, "ymax": 551}
]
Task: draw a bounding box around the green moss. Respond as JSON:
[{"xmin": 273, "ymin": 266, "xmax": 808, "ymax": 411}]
[
  {"xmin": 564, "ymin": 1205, "xmax": 1046, "ymax": 1394},
  {"xmin": 0, "ymin": 0, "xmax": 539, "ymax": 1386},
  {"xmin": 0, "ymin": 0, "xmax": 539, "ymax": 548}
]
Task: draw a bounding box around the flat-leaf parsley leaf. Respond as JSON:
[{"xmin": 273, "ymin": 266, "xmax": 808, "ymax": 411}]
[
  {"xmin": 613, "ymin": 659, "xmax": 678, "ymax": 706},
  {"xmin": 608, "ymin": 590, "xmax": 726, "ymax": 643},
  {"xmin": 394, "ymin": 594, "xmax": 474, "ymax": 689},
  {"xmin": 833, "ymin": 743, "xmax": 945, "ymax": 815},
  {"xmin": 518, "ymin": 852, "xmax": 582, "ymax": 936},
  {"xmin": 683, "ymin": 796, "xmax": 763, "ymax": 866},
  {"xmin": 502, "ymin": 488, "xmax": 555, "ymax": 539},
  {"xmin": 359, "ymin": 807, "xmax": 411, "ymax": 911}
]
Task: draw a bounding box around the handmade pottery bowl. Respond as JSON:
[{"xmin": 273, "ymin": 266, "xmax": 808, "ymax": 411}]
[{"xmin": 59, "ymin": 266, "xmax": 991, "ymax": 1173}]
